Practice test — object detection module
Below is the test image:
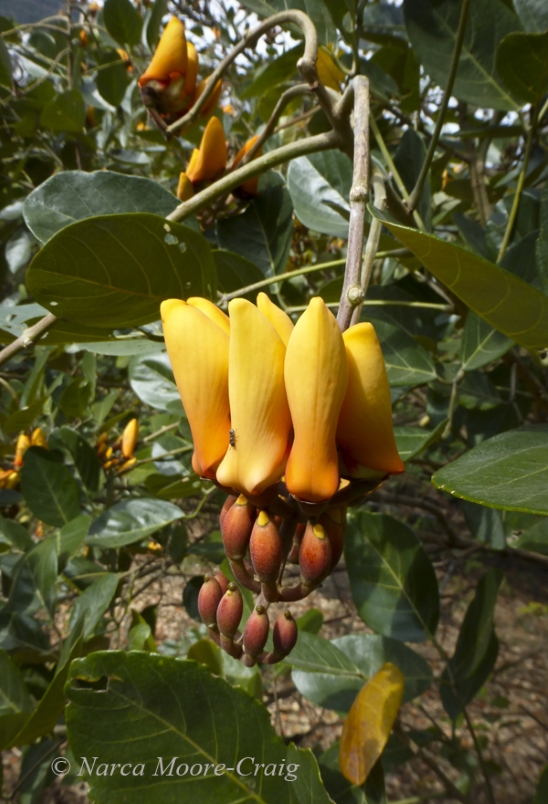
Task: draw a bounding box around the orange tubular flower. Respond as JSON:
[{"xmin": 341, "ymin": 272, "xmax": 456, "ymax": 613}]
[
  {"xmin": 161, "ymin": 299, "xmax": 230, "ymax": 479},
  {"xmin": 138, "ymin": 17, "xmax": 187, "ymax": 88},
  {"xmin": 337, "ymin": 323, "xmax": 405, "ymax": 478},
  {"xmin": 186, "ymin": 116, "xmax": 227, "ymax": 184},
  {"xmin": 284, "ymin": 298, "xmax": 348, "ymax": 503},
  {"xmin": 216, "ymin": 299, "xmax": 292, "ymax": 498},
  {"xmin": 232, "ymin": 135, "xmax": 262, "ymax": 196}
]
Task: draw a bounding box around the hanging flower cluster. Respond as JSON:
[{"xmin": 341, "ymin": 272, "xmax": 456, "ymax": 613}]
[
  {"xmin": 0, "ymin": 428, "xmax": 48, "ymax": 490},
  {"xmin": 138, "ymin": 17, "xmax": 222, "ymax": 123},
  {"xmin": 176, "ymin": 119, "xmax": 262, "ymax": 201},
  {"xmin": 95, "ymin": 418, "xmax": 139, "ymax": 474},
  {"xmin": 161, "ymin": 294, "xmax": 404, "ymax": 664}
]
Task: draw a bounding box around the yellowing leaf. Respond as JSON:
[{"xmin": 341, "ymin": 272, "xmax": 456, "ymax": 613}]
[{"xmin": 339, "ymin": 661, "xmax": 404, "ymax": 785}]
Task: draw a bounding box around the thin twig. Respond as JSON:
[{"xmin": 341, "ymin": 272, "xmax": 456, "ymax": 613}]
[
  {"xmin": 350, "ymin": 165, "xmax": 387, "ymax": 325},
  {"xmin": 219, "ymin": 258, "xmax": 347, "ymax": 303},
  {"xmin": 406, "ymin": 0, "xmax": 471, "ymax": 213},
  {"xmin": 0, "ymin": 313, "xmax": 57, "ymax": 368},
  {"xmin": 337, "ymin": 76, "xmax": 370, "ymax": 332}
]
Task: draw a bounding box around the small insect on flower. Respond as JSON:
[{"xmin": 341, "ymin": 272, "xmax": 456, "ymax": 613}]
[{"xmin": 229, "ymin": 428, "xmax": 237, "ymax": 449}]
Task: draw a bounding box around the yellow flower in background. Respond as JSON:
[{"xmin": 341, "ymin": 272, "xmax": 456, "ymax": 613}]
[
  {"xmin": 121, "ymin": 418, "xmax": 139, "ymax": 460},
  {"xmin": 284, "ymin": 297, "xmax": 349, "ymax": 503},
  {"xmin": 232, "ymin": 135, "xmax": 262, "ymax": 196},
  {"xmin": 138, "ymin": 17, "xmax": 188, "ymax": 88},
  {"xmin": 176, "ymin": 171, "xmax": 194, "ymax": 201},
  {"xmin": 161, "ymin": 299, "xmax": 230, "ymax": 479},
  {"xmin": 185, "ymin": 116, "xmax": 227, "ymax": 184},
  {"xmin": 216, "ymin": 299, "xmax": 292, "ymax": 497},
  {"xmin": 13, "ymin": 433, "xmax": 30, "ymax": 468},
  {"xmin": 337, "ymin": 323, "xmax": 405, "ymax": 478},
  {"xmin": 316, "ymin": 46, "xmax": 345, "ymax": 92}
]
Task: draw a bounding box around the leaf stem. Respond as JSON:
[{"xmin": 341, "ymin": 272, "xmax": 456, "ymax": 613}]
[
  {"xmin": 496, "ymin": 106, "xmax": 538, "ymax": 264},
  {"xmin": 406, "ymin": 0, "xmax": 471, "ymax": 213}
]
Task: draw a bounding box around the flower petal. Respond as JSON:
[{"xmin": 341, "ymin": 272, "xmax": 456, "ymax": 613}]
[
  {"xmin": 161, "ymin": 299, "xmax": 230, "ymax": 478},
  {"xmin": 185, "ymin": 116, "xmax": 227, "ymax": 184},
  {"xmin": 187, "ymin": 297, "xmax": 230, "ymax": 336},
  {"xmin": 337, "ymin": 322, "xmax": 405, "ymax": 477},
  {"xmin": 256, "ymin": 292, "xmax": 294, "ymax": 346},
  {"xmin": 184, "ymin": 42, "xmax": 199, "ymax": 96},
  {"xmin": 285, "ymin": 297, "xmax": 348, "ymax": 502},
  {"xmin": 138, "ymin": 17, "xmax": 187, "ymax": 87},
  {"xmin": 216, "ymin": 299, "xmax": 291, "ymax": 497}
]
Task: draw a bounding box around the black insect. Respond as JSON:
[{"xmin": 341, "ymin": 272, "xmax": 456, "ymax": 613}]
[{"xmin": 229, "ymin": 428, "xmax": 237, "ymax": 448}]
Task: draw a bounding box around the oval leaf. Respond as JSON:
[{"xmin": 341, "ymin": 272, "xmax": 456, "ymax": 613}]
[
  {"xmin": 339, "ymin": 662, "xmax": 404, "ymax": 786},
  {"xmin": 20, "ymin": 447, "xmax": 81, "ymax": 528},
  {"xmin": 287, "ymin": 152, "xmax": 352, "ymax": 238},
  {"xmin": 372, "ymin": 207, "xmax": 548, "ymax": 350},
  {"xmin": 497, "ymin": 31, "xmax": 548, "ymax": 103},
  {"xmin": 87, "ymin": 498, "xmax": 182, "ymax": 548},
  {"xmin": 26, "ymin": 214, "xmax": 216, "ymax": 329},
  {"xmin": 432, "ymin": 425, "xmax": 548, "ymax": 514}
]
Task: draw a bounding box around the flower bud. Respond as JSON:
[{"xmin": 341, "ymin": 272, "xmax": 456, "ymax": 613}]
[
  {"xmin": 197, "ymin": 574, "xmax": 223, "ymax": 628},
  {"xmin": 121, "ymin": 418, "xmax": 139, "ymax": 459},
  {"xmin": 220, "ymin": 494, "xmax": 237, "ymax": 530},
  {"xmin": 176, "ymin": 172, "xmax": 194, "ymax": 201},
  {"xmin": 299, "ymin": 521, "xmax": 332, "ymax": 588},
  {"xmin": 243, "ymin": 605, "xmax": 270, "ymax": 658},
  {"xmin": 319, "ymin": 506, "xmax": 347, "ymax": 570},
  {"xmin": 30, "ymin": 428, "xmax": 48, "ymax": 449},
  {"xmin": 13, "ymin": 434, "xmax": 30, "ymax": 468},
  {"xmin": 221, "ymin": 494, "xmax": 254, "ymax": 561},
  {"xmin": 186, "ymin": 116, "xmax": 227, "ymax": 184},
  {"xmin": 216, "ymin": 582, "xmax": 243, "ymax": 638},
  {"xmin": 273, "ymin": 610, "xmax": 298, "ymax": 658},
  {"xmin": 249, "ymin": 510, "xmax": 282, "ymax": 584},
  {"xmin": 232, "ymin": 135, "xmax": 262, "ymax": 196},
  {"xmin": 287, "ymin": 522, "xmax": 306, "ymax": 564},
  {"xmin": 138, "ymin": 17, "xmax": 187, "ymax": 88},
  {"xmin": 213, "ymin": 569, "xmax": 229, "ymax": 595}
]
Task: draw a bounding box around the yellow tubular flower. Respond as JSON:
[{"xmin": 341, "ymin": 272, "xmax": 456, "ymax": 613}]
[
  {"xmin": 216, "ymin": 299, "xmax": 292, "ymax": 497},
  {"xmin": 256, "ymin": 292, "xmax": 294, "ymax": 346},
  {"xmin": 176, "ymin": 172, "xmax": 194, "ymax": 201},
  {"xmin": 184, "ymin": 42, "xmax": 199, "ymax": 97},
  {"xmin": 14, "ymin": 434, "xmax": 30, "ymax": 468},
  {"xmin": 336, "ymin": 323, "xmax": 405, "ymax": 477},
  {"xmin": 232, "ymin": 135, "xmax": 262, "ymax": 196},
  {"xmin": 285, "ymin": 298, "xmax": 348, "ymax": 503},
  {"xmin": 193, "ymin": 78, "xmax": 223, "ymax": 117},
  {"xmin": 161, "ymin": 299, "xmax": 230, "ymax": 479},
  {"xmin": 187, "ymin": 297, "xmax": 230, "ymax": 335},
  {"xmin": 122, "ymin": 418, "xmax": 139, "ymax": 459},
  {"xmin": 138, "ymin": 17, "xmax": 187, "ymax": 87},
  {"xmin": 316, "ymin": 46, "xmax": 345, "ymax": 91},
  {"xmin": 185, "ymin": 116, "xmax": 227, "ymax": 184},
  {"xmin": 30, "ymin": 428, "xmax": 48, "ymax": 449}
]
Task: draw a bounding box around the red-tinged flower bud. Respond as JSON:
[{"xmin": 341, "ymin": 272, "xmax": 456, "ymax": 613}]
[
  {"xmin": 273, "ymin": 610, "xmax": 298, "ymax": 658},
  {"xmin": 216, "ymin": 582, "xmax": 243, "ymax": 638},
  {"xmin": 14, "ymin": 433, "xmax": 30, "ymax": 468},
  {"xmin": 220, "ymin": 494, "xmax": 238, "ymax": 530},
  {"xmin": 243, "ymin": 604, "xmax": 270, "ymax": 658},
  {"xmin": 250, "ymin": 510, "xmax": 282, "ymax": 584},
  {"xmin": 299, "ymin": 521, "xmax": 332, "ymax": 588},
  {"xmin": 221, "ymin": 494, "xmax": 255, "ymax": 560},
  {"xmin": 319, "ymin": 506, "xmax": 347, "ymax": 570},
  {"xmin": 197, "ymin": 574, "xmax": 223, "ymax": 628},
  {"xmin": 287, "ymin": 522, "xmax": 306, "ymax": 564},
  {"xmin": 213, "ymin": 569, "xmax": 229, "ymax": 595}
]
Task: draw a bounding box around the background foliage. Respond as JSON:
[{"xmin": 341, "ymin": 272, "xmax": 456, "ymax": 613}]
[{"xmin": 0, "ymin": 0, "xmax": 547, "ymax": 802}]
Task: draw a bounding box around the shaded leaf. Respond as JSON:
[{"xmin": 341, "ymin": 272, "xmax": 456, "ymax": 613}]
[
  {"xmin": 40, "ymin": 90, "xmax": 86, "ymax": 132},
  {"xmin": 128, "ymin": 352, "xmax": 181, "ymax": 411},
  {"xmin": 497, "ymin": 31, "xmax": 548, "ymax": 103},
  {"xmin": 339, "ymin": 663, "xmax": 404, "ymax": 786},
  {"xmin": 514, "ymin": 0, "xmax": 548, "ymax": 33},
  {"xmin": 461, "ymin": 312, "xmax": 513, "ymax": 371},
  {"xmin": 87, "ymin": 498, "xmax": 182, "ymax": 548},
  {"xmin": 432, "ymin": 425, "xmax": 548, "ymax": 514},
  {"xmin": 393, "ymin": 421, "xmax": 446, "ymax": 462},
  {"xmin": 287, "ymin": 152, "xmax": 352, "ymax": 238},
  {"xmin": 371, "ymin": 317, "xmax": 437, "ymax": 387},
  {"xmin": 345, "ymin": 511, "xmax": 439, "ymax": 642},
  {"xmin": 20, "ymin": 448, "xmax": 81, "ymax": 528},
  {"xmin": 103, "ymin": 0, "xmax": 143, "ymax": 46}
]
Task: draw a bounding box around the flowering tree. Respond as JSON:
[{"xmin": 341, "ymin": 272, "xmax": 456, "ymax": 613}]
[{"xmin": 0, "ymin": 1, "xmax": 548, "ymax": 802}]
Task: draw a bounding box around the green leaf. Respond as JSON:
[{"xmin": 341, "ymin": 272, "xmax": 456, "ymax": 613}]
[
  {"xmin": 432, "ymin": 425, "xmax": 548, "ymax": 514},
  {"xmin": 0, "ymin": 648, "xmax": 33, "ymax": 750},
  {"xmin": 534, "ymin": 765, "xmax": 548, "ymax": 804},
  {"xmin": 242, "ymin": 44, "xmax": 302, "ymax": 99},
  {"xmin": 96, "ymin": 50, "xmax": 131, "ymax": 107},
  {"xmin": 0, "ymin": 37, "xmax": 12, "ymax": 88},
  {"xmin": 461, "ymin": 312, "xmax": 513, "ymax": 371},
  {"xmin": 440, "ymin": 569, "xmax": 503, "ymax": 721},
  {"xmin": 237, "ymin": 0, "xmax": 335, "ymax": 44},
  {"xmin": 58, "ymin": 515, "xmax": 92, "ymax": 564},
  {"xmin": 87, "ymin": 498, "xmax": 182, "ymax": 548},
  {"xmin": 54, "ymin": 427, "xmax": 102, "ymax": 493},
  {"xmin": 146, "ymin": 0, "xmax": 169, "ymax": 50},
  {"xmin": 404, "ymin": 0, "xmax": 521, "ymax": 111},
  {"xmin": 7, "ymin": 536, "xmax": 58, "ymax": 617},
  {"xmin": 497, "ymin": 31, "xmax": 548, "ymax": 102},
  {"xmin": 214, "ymin": 250, "xmax": 264, "ymax": 296},
  {"xmin": 287, "ymin": 151, "xmax": 353, "ymax": 238},
  {"xmin": 394, "ymin": 129, "xmax": 431, "ymax": 231},
  {"xmin": 65, "ymin": 651, "xmax": 333, "ymax": 803},
  {"xmin": 371, "ymin": 208, "xmax": 548, "ymax": 350},
  {"xmin": 0, "ymin": 515, "xmax": 33, "ymax": 551},
  {"xmin": 537, "ymin": 188, "xmax": 548, "ymax": 289},
  {"xmin": 40, "ymin": 90, "xmax": 86, "ymax": 133},
  {"xmin": 288, "ymin": 632, "xmax": 431, "ymax": 712},
  {"xmin": 24, "ymin": 170, "xmax": 179, "ymax": 244},
  {"xmin": 514, "ymin": 0, "xmax": 548, "ymax": 33},
  {"xmin": 26, "ymin": 214, "xmax": 216, "ymax": 329},
  {"xmin": 103, "ymin": 0, "xmax": 143, "ymax": 46},
  {"xmin": 462, "ymin": 501, "xmax": 505, "ymax": 550},
  {"xmin": 371, "ymin": 317, "xmax": 437, "ymax": 387},
  {"xmin": 318, "ymin": 742, "xmax": 366, "ymax": 804},
  {"xmin": 128, "ymin": 352, "xmax": 181, "ymax": 411},
  {"xmin": 216, "ymin": 172, "xmax": 293, "ymax": 276},
  {"xmin": 0, "ymin": 610, "xmax": 50, "ymax": 654},
  {"xmin": 69, "ymin": 574, "xmax": 119, "ymax": 640},
  {"xmin": 393, "ymin": 421, "xmax": 446, "ymax": 463},
  {"xmin": 345, "ymin": 511, "xmax": 439, "ymax": 642},
  {"xmin": 20, "ymin": 448, "xmax": 81, "ymax": 528}
]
